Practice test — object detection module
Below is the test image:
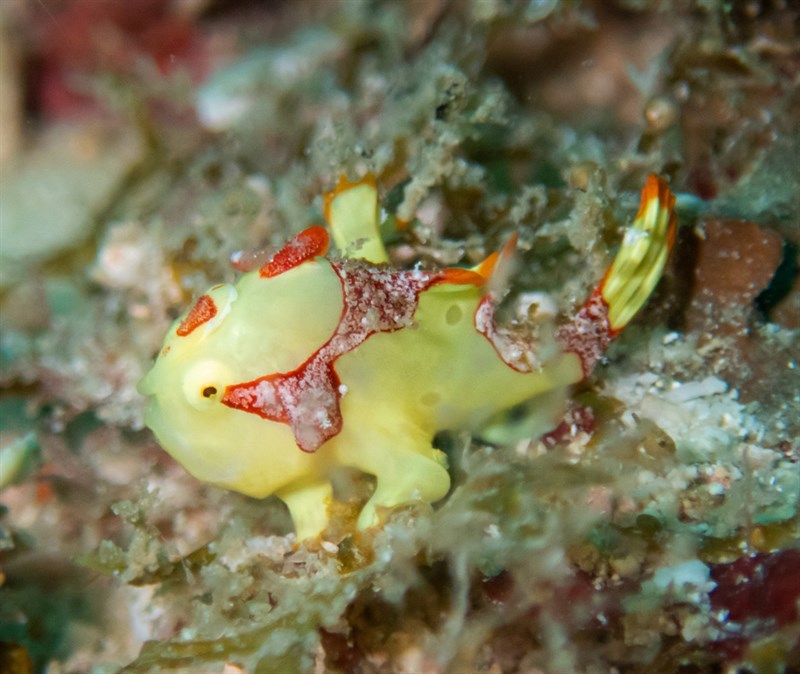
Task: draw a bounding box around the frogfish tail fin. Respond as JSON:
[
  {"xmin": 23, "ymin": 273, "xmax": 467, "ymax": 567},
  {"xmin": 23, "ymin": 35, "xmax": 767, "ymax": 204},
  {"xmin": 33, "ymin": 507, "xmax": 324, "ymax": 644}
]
[
  {"xmin": 557, "ymin": 175, "xmax": 676, "ymax": 375},
  {"xmin": 600, "ymin": 174, "xmax": 677, "ymax": 334}
]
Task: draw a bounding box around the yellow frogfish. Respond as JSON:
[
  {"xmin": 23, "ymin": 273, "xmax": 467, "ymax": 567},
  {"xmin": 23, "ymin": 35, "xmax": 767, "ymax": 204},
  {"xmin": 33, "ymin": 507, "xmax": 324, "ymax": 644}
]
[{"xmin": 138, "ymin": 175, "xmax": 676, "ymax": 539}]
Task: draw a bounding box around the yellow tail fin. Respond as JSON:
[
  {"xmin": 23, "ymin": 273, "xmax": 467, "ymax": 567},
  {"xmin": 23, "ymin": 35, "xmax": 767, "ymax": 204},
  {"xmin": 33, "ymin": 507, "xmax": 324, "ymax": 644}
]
[
  {"xmin": 600, "ymin": 174, "xmax": 677, "ymax": 334},
  {"xmin": 557, "ymin": 175, "xmax": 676, "ymax": 375}
]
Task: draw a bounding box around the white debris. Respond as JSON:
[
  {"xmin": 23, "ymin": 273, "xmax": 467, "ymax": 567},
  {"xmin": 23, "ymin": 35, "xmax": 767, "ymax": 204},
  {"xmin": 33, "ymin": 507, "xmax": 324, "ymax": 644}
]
[
  {"xmin": 663, "ymin": 377, "xmax": 728, "ymax": 404},
  {"xmin": 605, "ymin": 371, "xmax": 764, "ymax": 460}
]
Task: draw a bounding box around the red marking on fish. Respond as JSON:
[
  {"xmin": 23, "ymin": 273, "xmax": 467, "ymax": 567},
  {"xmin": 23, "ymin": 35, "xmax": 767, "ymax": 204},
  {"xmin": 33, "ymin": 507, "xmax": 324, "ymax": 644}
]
[
  {"xmin": 474, "ymin": 293, "xmax": 534, "ymax": 373},
  {"xmin": 223, "ymin": 261, "xmax": 444, "ymax": 452},
  {"xmin": 259, "ymin": 226, "xmax": 330, "ymax": 278},
  {"xmin": 176, "ymin": 294, "xmax": 218, "ymax": 336},
  {"xmin": 556, "ymin": 287, "xmax": 613, "ymax": 376}
]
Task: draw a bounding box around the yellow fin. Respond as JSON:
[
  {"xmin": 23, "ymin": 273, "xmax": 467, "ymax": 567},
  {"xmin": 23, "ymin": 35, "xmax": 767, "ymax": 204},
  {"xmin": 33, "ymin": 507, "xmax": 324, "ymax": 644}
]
[
  {"xmin": 324, "ymin": 175, "xmax": 389, "ymax": 264},
  {"xmin": 600, "ymin": 175, "xmax": 676, "ymax": 332},
  {"xmin": 278, "ymin": 481, "xmax": 333, "ymax": 541}
]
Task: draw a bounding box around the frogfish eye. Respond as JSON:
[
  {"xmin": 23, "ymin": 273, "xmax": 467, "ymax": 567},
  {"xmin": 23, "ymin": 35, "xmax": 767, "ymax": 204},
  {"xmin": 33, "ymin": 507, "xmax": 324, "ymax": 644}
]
[{"xmin": 182, "ymin": 360, "xmax": 232, "ymax": 410}]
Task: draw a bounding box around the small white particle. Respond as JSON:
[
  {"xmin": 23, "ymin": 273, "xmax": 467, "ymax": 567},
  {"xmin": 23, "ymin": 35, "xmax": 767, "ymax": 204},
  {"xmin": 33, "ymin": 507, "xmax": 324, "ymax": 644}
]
[
  {"xmin": 484, "ymin": 524, "xmax": 501, "ymax": 539},
  {"xmin": 662, "ymin": 331, "xmax": 680, "ymax": 345},
  {"xmin": 321, "ymin": 541, "xmax": 339, "ymax": 554}
]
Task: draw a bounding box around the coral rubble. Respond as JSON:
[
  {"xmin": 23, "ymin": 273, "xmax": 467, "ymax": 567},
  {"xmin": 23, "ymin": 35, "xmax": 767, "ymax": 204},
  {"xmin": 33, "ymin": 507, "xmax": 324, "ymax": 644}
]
[{"xmin": 1, "ymin": 1, "xmax": 797, "ymax": 672}]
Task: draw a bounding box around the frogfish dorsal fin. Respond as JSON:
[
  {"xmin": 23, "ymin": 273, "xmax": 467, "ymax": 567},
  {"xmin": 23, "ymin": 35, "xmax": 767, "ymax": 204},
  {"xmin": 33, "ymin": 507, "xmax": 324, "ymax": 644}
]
[{"xmin": 324, "ymin": 174, "xmax": 389, "ymax": 264}]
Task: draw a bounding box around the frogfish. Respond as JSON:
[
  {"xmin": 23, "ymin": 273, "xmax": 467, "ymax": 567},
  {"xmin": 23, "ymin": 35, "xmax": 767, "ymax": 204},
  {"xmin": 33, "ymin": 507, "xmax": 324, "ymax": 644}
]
[{"xmin": 138, "ymin": 175, "xmax": 676, "ymax": 539}]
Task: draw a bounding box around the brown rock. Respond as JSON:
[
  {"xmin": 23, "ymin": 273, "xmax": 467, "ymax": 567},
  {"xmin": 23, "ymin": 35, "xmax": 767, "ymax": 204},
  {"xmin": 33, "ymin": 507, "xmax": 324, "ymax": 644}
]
[
  {"xmin": 687, "ymin": 218, "xmax": 783, "ymax": 337},
  {"xmin": 771, "ymin": 266, "xmax": 800, "ymax": 329},
  {"xmin": 685, "ymin": 218, "xmax": 794, "ymax": 402}
]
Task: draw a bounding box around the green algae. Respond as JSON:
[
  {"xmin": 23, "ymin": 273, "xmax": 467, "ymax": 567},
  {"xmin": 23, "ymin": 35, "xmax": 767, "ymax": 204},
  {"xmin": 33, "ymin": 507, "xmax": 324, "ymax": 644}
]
[{"xmin": 1, "ymin": 1, "xmax": 798, "ymax": 672}]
